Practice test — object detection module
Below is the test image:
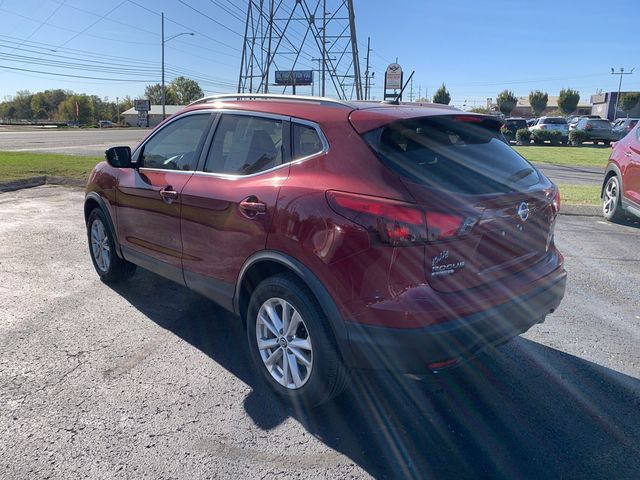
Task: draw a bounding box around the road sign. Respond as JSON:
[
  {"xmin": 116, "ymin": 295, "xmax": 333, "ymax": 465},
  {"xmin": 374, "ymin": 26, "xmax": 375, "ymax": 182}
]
[
  {"xmin": 137, "ymin": 111, "xmax": 149, "ymax": 128},
  {"xmin": 275, "ymin": 70, "xmax": 313, "ymax": 86},
  {"xmin": 135, "ymin": 99, "xmax": 151, "ymax": 112},
  {"xmin": 384, "ymin": 63, "xmax": 403, "ymax": 90}
]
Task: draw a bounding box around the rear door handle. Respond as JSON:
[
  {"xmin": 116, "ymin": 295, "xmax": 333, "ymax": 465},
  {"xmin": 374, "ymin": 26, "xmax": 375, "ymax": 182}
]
[
  {"xmin": 625, "ymin": 151, "xmax": 633, "ymax": 157},
  {"xmin": 159, "ymin": 186, "xmax": 179, "ymax": 203},
  {"xmin": 239, "ymin": 197, "xmax": 267, "ymax": 218}
]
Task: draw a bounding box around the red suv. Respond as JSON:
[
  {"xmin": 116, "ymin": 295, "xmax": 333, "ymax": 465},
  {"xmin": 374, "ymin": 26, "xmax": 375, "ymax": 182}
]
[
  {"xmin": 85, "ymin": 94, "xmax": 566, "ymax": 405},
  {"xmin": 602, "ymin": 121, "xmax": 640, "ymax": 222}
]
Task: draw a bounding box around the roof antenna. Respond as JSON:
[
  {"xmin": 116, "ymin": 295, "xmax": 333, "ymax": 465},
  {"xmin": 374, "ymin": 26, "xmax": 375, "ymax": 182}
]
[{"xmin": 382, "ymin": 70, "xmax": 416, "ymax": 105}]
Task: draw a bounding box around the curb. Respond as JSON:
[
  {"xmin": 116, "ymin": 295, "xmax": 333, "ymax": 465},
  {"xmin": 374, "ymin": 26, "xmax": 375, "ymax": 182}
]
[
  {"xmin": 559, "ymin": 204, "xmax": 600, "ymax": 217},
  {"xmin": 0, "ymin": 176, "xmax": 85, "ymax": 193}
]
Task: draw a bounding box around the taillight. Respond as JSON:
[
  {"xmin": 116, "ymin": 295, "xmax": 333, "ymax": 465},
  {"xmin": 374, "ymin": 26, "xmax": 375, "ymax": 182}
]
[
  {"xmin": 546, "ymin": 186, "xmax": 560, "ymax": 215},
  {"xmin": 326, "ymin": 191, "xmax": 475, "ymax": 246},
  {"xmin": 585, "ymin": 124, "xmax": 592, "ymax": 130},
  {"xmin": 539, "ymin": 125, "xmax": 547, "ymax": 130}
]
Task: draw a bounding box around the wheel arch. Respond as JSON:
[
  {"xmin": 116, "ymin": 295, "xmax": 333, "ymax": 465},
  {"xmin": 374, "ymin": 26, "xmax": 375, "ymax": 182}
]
[
  {"xmin": 601, "ymin": 163, "xmax": 623, "ymax": 199},
  {"xmin": 84, "ymin": 192, "xmax": 123, "ymax": 258},
  {"xmin": 234, "ymin": 251, "xmax": 352, "ymax": 364}
]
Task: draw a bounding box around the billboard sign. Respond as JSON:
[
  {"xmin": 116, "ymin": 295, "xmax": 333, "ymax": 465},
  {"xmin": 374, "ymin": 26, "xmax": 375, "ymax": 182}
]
[
  {"xmin": 275, "ymin": 70, "xmax": 313, "ymax": 86},
  {"xmin": 384, "ymin": 63, "xmax": 403, "ymax": 90},
  {"xmin": 135, "ymin": 99, "xmax": 151, "ymax": 112}
]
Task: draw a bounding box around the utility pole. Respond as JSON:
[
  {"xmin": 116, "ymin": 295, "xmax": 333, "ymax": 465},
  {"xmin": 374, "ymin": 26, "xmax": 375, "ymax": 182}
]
[
  {"xmin": 161, "ymin": 12, "xmax": 194, "ymax": 119},
  {"xmin": 364, "ymin": 37, "xmax": 371, "ymax": 100},
  {"xmin": 409, "ymin": 77, "xmax": 414, "ymax": 102},
  {"xmin": 116, "ymin": 96, "xmax": 119, "ymax": 125},
  {"xmin": 321, "ymin": 0, "xmax": 327, "ymax": 97},
  {"xmin": 611, "ymin": 67, "xmax": 634, "ymax": 120}
]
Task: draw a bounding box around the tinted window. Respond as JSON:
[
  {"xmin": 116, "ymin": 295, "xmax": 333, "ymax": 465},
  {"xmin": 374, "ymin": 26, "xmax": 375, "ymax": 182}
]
[
  {"xmin": 363, "ymin": 116, "xmax": 540, "ymax": 195},
  {"xmin": 542, "ymin": 117, "xmax": 567, "ymax": 125},
  {"xmin": 141, "ymin": 113, "xmax": 211, "ymax": 171},
  {"xmin": 293, "ymin": 123, "xmax": 324, "ymax": 159},
  {"xmin": 588, "ymin": 120, "xmax": 611, "ymax": 128},
  {"xmin": 637, "ymin": 126, "xmax": 640, "ymax": 141},
  {"xmin": 204, "ymin": 115, "xmax": 283, "ymax": 175}
]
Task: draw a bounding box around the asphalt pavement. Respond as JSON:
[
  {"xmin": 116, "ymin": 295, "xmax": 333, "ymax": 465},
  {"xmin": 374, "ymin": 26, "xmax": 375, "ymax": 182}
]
[
  {"xmin": 1, "ymin": 186, "xmax": 638, "ymax": 479},
  {"xmin": 0, "ymin": 128, "xmax": 603, "ymax": 185}
]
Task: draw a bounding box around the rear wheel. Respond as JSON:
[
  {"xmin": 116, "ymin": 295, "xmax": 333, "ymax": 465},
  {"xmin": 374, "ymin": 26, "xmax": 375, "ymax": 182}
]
[
  {"xmin": 602, "ymin": 175, "xmax": 625, "ymax": 222},
  {"xmin": 87, "ymin": 209, "xmax": 136, "ymax": 282},
  {"xmin": 604, "ymin": 140, "xmax": 611, "ymax": 146},
  {"xmin": 246, "ymin": 274, "xmax": 349, "ymax": 406}
]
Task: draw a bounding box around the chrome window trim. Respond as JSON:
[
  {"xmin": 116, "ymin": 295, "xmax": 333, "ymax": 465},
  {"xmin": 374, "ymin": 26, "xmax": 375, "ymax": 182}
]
[{"xmin": 190, "ymin": 110, "xmax": 329, "ymax": 180}]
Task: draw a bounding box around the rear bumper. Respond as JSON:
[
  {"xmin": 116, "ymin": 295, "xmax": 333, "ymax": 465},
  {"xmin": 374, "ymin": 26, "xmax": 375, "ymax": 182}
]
[{"xmin": 343, "ymin": 268, "xmax": 566, "ymax": 372}]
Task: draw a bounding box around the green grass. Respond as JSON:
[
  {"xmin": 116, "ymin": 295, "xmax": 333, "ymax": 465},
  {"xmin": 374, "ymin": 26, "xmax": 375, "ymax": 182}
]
[
  {"xmin": 557, "ymin": 183, "xmax": 601, "ymax": 206},
  {"xmin": 514, "ymin": 145, "xmax": 610, "ymax": 168},
  {"xmin": 0, "ymin": 151, "xmax": 101, "ymax": 182}
]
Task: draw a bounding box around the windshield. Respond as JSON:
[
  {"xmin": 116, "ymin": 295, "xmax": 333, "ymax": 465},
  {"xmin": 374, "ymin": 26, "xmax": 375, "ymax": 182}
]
[
  {"xmin": 363, "ymin": 116, "xmax": 540, "ymax": 195},
  {"xmin": 543, "ymin": 117, "xmax": 567, "ymax": 124}
]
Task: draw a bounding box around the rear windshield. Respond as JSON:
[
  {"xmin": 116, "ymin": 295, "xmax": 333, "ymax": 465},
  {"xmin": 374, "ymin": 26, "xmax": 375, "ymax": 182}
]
[
  {"xmin": 362, "ymin": 116, "xmax": 541, "ymax": 195},
  {"xmin": 506, "ymin": 119, "xmax": 527, "ymax": 128},
  {"xmin": 588, "ymin": 120, "xmax": 611, "ymax": 128},
  {"xmin": 542, "ymin": 117, "xmax": 567, "ymax": 124}
]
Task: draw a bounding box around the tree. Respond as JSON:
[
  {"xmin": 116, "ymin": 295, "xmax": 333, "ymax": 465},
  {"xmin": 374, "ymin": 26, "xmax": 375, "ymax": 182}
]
[
  {"xmin": 144, "ymin": 83, "xmax": 178, "ymax": 105},
  {"xmin": 557, "ymin": 88, "xmax": 580, "ymax": 116},
  {"xmin": 469, "ymin": 106, "xmax": 491, "ymax": 114},
  {"xmin": 619, "ymin": 92, "xmax": 640, "ymax": 114},
  {"xmin": 171, "ymin": 76, "xmax": 204, "ymax": 104},
  {"xmin": 432, "ymin": 83, "xmax": 451, "ymax": 105},
  {"xmin": 496, "ymin": 89, "xmax": 518, "ymax": 116},
  {"xmin": 56, "ymin": 95, "xmax": 94, "ymax": 124},
  {"xmin": 529, "ymin": 90, "xmax": 548, "ymax": 117}
]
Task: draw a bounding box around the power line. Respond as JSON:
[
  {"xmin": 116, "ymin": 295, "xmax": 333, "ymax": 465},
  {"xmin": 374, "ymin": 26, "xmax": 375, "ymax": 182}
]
[{"xmin": 0, "ymin": 64, "xmax": 155, "ymax": 82}]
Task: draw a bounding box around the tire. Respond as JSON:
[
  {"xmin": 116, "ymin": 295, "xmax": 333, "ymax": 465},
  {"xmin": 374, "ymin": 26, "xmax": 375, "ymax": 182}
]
[
  {"xmin": 604, "ymin": 140, "xmax": 611, "ymax": 146},
  {"xmin": 87, "ymin": 208, "xmax": 136, "ymax": 282},
  {"xmin": 602, "ymin": 175, "xmax": 625, "ymax": 223},
  {"xmin": 246, "ymin": 273, "xmax": 350, "ymax": 407},
  {"xmin": 593, "ymin": 140, "xmax": 599, "ymax": 145}
]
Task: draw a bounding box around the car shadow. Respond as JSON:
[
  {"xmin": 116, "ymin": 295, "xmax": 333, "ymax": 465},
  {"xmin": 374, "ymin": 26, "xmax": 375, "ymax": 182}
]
[{"xmin": 110, "ymin": 271, "xmax": 640, "ymax": 480}]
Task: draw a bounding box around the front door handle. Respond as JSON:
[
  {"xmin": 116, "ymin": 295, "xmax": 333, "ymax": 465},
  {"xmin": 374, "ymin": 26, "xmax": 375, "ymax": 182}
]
[
  {"xmin": 624, "ymin": 151, "xmax": 633, "ymax": 158},
  {"xmin": 159, "ymin": 187, "xmax": 178, "ymax": 203},
  {"xmin": 239, "ymin": 196, "xmax": 267, "ymax": 218}
]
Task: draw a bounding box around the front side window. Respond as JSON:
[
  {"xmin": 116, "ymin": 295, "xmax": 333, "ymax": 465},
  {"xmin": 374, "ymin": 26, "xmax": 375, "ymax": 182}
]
[
  {"xmin": 141, "ymin": 113, "xmax": 211, "ymax": 171},
  {"xmin": 204, "ymin": 114, "xmax": 283, "ymax": 175}
]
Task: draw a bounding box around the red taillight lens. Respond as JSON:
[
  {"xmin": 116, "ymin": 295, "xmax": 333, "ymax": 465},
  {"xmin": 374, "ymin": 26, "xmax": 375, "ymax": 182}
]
[
  {"xmin": 547, "ymin": 186, "xmax": 560, "ymax": 215},
  {"xmin": 585, "ymin": 124, "xmax": 592, "ymax": 130},
  {"xmin": 326, "ymin": 191, "xmax": 475, "ymax": 245},
  {"xmin": 327, "ymin": 191, "xmax": 427, "ymax": 245}
]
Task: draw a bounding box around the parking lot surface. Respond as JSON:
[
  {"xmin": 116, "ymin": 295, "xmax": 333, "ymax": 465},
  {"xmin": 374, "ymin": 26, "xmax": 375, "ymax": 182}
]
[{"xmin": 1, "ymin": 186, "xmax": 639, "ymax": 479}]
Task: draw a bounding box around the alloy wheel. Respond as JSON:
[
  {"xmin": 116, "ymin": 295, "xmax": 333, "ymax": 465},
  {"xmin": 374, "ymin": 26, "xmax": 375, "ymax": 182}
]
[
  {"xmin": 90, "ymin": 218, "xmax": 111, "ymax": 272},
  {"xmin": 256, "ymin": 297, "xmax": 313, "ymax": 390},
  {"xmin": 603, "ymin": 177, "xmax": 618, "ymax": 216}
]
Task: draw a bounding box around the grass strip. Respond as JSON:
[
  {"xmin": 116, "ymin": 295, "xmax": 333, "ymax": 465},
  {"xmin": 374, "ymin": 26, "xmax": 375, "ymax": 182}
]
[
  {"xmin": 0, "ymin": 151, "xmax": 101, "ymax": 182},
  {"xmin": 514, "ymin": 145, "xmax": 610, "ymax": 168}
]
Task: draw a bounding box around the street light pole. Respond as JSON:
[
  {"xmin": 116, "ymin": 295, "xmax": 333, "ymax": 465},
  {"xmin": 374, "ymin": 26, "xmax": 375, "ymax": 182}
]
[
  {"xmin": 161, "ymin": 12, "xmax": 194, "ymax": 119},
  {"xmin": 611, "ymin": 67, "xmax": 634, "ymax": 121}
]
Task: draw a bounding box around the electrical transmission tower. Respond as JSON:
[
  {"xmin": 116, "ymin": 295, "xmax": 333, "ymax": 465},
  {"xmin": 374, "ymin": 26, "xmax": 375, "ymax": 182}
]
[{"xmin": 238, "ymin": 0, "xmax": 363, "ymax": 100}]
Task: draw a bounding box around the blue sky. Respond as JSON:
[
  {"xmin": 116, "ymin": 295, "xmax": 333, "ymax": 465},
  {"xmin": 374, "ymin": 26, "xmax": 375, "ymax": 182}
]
[{"xmin": 0, "ymin": 0, "xmax": 637, "ymax": 108}]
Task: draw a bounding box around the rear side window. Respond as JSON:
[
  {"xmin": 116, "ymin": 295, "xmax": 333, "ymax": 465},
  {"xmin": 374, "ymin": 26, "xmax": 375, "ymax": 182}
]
[
  {"xmin": 292, "ymin": 123, "xmax": 324, "ymax": 159},
  {"xmin": 204, "ymin": 114, "xmax": 284, "ymax": 175},
  {"xmin": 363, "ymin": 116, "xmax": 540, "ymax": 195}
]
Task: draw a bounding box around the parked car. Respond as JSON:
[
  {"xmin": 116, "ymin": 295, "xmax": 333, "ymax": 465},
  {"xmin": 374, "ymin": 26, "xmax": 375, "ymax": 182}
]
[
  {"xmin": 529, "ymin": 116, "xmax": 569, "ymax": 143},
  {"xmin": 612, "ymin": 118, "xmax": 639, "ymax": 141},
  {"xmin": 503, "ymin": 117, "xmax": 528, "ymax": 140},
  {"xmin": 84, "ymin": 94, "xmax": 566, "ymax": 405},
  {"xmin": 99, "ymin": 120, "xmax": 116, "ymax": 128},
  {"xmin": 568, "ymin": 115, "xmax": 601, "ymax": 131},
  {"xmin": 602, "ymin": 121, "xmax": 640, "ymax": 222},
  {"xmin": 526, "ymin": 118, "xmax": 538, "ymax": 127},
  {"xmin": 574, "ymin": 118, "xmax": 614, "ymax": 145}
]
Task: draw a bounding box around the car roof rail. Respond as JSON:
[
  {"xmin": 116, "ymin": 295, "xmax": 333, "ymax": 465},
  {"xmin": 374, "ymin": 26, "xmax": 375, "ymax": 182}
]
[{"xmin": 188, "ymin": 93, "xmax": 354, "ymax": 109}]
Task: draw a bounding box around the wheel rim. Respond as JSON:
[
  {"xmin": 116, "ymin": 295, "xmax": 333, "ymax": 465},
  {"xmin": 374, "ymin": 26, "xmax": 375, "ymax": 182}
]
[
  {"xmin": 256, "ymin": 297, "xmax": 313, "ymax": 390},
  {"xmin": 90, "ymin": 218, "xmax": 111, "ymax": 272},
  {"xmin": 603, "ymin": 178, "xmax": 618, "ymax": 216}
]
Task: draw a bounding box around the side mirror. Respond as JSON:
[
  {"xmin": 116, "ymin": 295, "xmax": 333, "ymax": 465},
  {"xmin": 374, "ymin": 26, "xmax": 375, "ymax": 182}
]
[{"xmin": 105, "ymin": 146, "xmax": 132, "ymax": 168}]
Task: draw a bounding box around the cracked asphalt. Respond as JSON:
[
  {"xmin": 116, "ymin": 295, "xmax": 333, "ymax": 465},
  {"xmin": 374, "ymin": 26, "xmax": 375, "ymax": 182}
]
[{"xmin": 1, "ymin": 186, "xmax": 639, "ymax": 479}]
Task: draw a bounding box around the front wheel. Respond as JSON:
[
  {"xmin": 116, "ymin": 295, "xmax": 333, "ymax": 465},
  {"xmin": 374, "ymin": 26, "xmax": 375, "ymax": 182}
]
[
  {"xmin": 602, "ymin": 175, "xmax": 625, "ymax": 222},
  {"xmin": 87, "ymin": 209, "xmax": 136, "ymax": 282},
  {"xmin": 246, "ymin": 274, "xmax": 349, "ymax": 407}
]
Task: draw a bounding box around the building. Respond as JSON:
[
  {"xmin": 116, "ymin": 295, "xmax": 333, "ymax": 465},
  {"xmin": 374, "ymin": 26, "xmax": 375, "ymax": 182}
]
[
  {"xmin": 591, "ymin": 92, "xmax": 640, "ymax": 121},
  {"xmin": 122, "ymin": 105, "xmax": 184, "ymax": 128},
  {"xmin": 487, "ymin": 95, "xmax": 592, "ymax": 118}
]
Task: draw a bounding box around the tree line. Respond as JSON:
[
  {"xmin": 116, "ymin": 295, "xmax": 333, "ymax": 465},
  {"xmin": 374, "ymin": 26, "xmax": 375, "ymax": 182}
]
[
  {"xmin": 415, "ymin": 83, "xmax": 640, "ymax": 117},
  {"xmin": 0, "ymin": 76, "xmax": 204, "ymax": 125}
]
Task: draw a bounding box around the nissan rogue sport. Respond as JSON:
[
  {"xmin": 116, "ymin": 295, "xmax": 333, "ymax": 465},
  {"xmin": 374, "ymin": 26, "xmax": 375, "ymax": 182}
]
[{"xmin": 85, "ymin": 94, "xmax": 567, "ymax": 406}]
